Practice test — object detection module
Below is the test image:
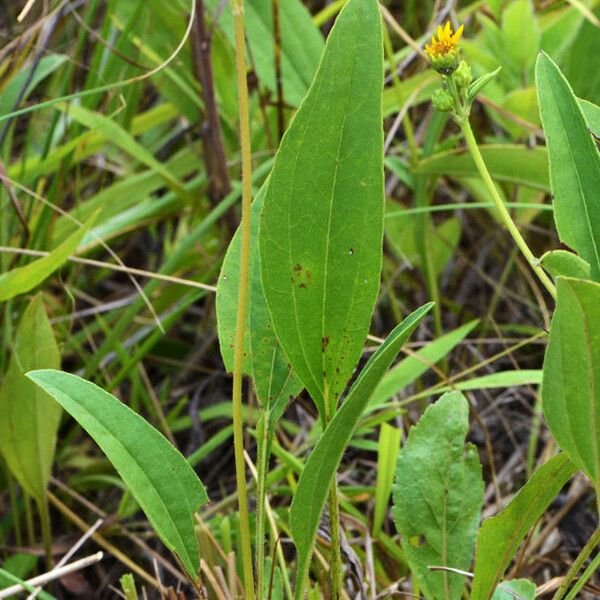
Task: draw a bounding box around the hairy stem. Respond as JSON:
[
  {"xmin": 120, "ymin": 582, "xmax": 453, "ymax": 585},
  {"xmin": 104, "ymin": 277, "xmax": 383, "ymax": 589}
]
[{"xmin": 231, "ymin": 1, "xmax": 256, "ymax": 597}]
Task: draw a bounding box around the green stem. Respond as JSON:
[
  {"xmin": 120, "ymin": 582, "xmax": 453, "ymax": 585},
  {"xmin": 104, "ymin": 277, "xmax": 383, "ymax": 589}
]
[
  {"xmin": 231, "ymin": 1, "xmax": 256, "ymax": 597},
  {"xmin": 553, "ymin": 525, "xmax": 600, "ymax": 600},
  {"xmin": 457, "ymin": 115, "xmax": 556, "ymax": 299},
  {"xmin": 328, "ymin": 480, "xmax": 343, "ymax": 599},
  {"xmin": 255, "ymin": 414, "xmax": 270, "ymax": 598},
  {"xmin": 563, "ymin": 542, "xmax": 600, "ymax": 600}
]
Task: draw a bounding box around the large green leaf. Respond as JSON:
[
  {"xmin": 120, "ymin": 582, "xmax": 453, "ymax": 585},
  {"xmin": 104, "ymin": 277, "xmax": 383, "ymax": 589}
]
[
  {"xmin": 415, "ymin": 145, "xmax": 550, "ymax": 191},
  {"xmin": 0, "ymin": 214, "xmax": 94, "ymax": 302},
  {"xmin": 536, "ymin": 52, "xmax": 600, "ymax": 279},
  {"xmin": 542, "ymin": 277, "xmax": 600, "ymax": 488},
  {"xmin": 0, "ymin": 296, "xmax": 60, "ymax": 502},
  {"xmin": 26, "ymin": 370, "xmax": 207, "ymax": 580},
  {"xmin": 259, "ymin": 0, "xmax": 384, "ymax": 419},
  {"xmin": 217, "ymin": 186, "xmax": 302, "ymax": 413},
  {"xmin": 290, "ymin": 303, "xmax": 432, "ymax": 597},
  {"xmin": 471, "ymin": 453, "xmax": 576, "ymax": 600},
  {"xmin": 392, "ymin": 392, "xmax": 484, "ymax": 600}
]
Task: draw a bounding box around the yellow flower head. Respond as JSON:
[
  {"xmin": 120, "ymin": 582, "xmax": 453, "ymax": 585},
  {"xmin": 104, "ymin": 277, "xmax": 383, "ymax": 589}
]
[{"xmin": 425, "ymin": 21, "xmax": 464, "ymax": 60}]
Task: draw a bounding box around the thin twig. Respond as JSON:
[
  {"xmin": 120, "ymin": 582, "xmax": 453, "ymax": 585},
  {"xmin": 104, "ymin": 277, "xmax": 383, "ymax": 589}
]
[{"xmin": 0, "ymin": 552, "xmax": 104, "ymax": 599}]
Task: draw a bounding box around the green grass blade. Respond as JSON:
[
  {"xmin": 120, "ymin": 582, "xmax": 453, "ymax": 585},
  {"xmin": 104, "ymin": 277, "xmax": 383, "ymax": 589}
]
[
  {"xmin": 60, "ymin": 103, "xmax": 194, "ymax": 203},
  {"xmin": 0, "ymin": 213, "xmax": 95, "ymax": 302},
  {"xmin": 26, "ymin": 370, "xmax": 208, "ymax": 580},
  {"xmin": 369, "ymin": 319, "xmax": 479, "ymax": 409},
  {"xmin": 259, "ymin": 0, "xmax": 384, "ymax": 418},
  {"xmin": 290, "ymin": 303, "xmax": 432, "ymax": 597},
  {"xmin": 372, "ymin": 423, "xmax": 401, "ymax": 538}
]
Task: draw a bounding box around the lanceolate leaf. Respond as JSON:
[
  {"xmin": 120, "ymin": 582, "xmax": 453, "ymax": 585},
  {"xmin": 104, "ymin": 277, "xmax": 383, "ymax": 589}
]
[
  {"xmin": 259, "ymin": 0, "xmax": 384, "ymax": 419},
  {"xmin": 392, "ymin": 392, "xmax": 484, "ymax": 600},
  {"xmin": 471, "ymin": 453, "xmax": 576, "ymax": 600},
  {"xmin": 542, "ymin": 277, "xmax": 600, "ymax": 487},
  {"xmin": 290, "ymin": 303, "xmax": 432, "ymax": 598},
  {"xmin": 26, "ymin": 370, "xmax": 207, "ymax": 580},
  {"xmin": 0, "ymin": 296, "xmax": 60, "ymax": 503},
  {"xmin": 217, "ymin": 186, "xmax": 302, "ymax": 412},
  {"xmin": 536, "ymin": 52, "xmax": 600, "ymax": 280}
]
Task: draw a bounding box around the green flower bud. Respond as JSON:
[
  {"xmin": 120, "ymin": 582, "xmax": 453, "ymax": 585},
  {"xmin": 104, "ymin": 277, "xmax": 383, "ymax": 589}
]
[
  {"xmin": 431, "ymin": 88, "xmax": 453, "ymax": 112},
  {"xmin": 453, "ymin": 60, "xmax": 472, "ymax": 92}
]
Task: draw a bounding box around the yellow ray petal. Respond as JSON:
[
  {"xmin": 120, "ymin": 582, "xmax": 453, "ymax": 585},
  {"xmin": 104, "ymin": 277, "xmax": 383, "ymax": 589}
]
[{"xmin": 452, "ymin": 24, "xmax": 464, "ymax": 44}]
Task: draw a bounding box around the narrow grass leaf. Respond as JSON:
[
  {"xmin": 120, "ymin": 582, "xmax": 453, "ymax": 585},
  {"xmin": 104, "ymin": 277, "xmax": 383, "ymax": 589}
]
[
  {"xmin": 26, "ymin": 370, "xmax": 207, "ymax": 580},
  {"xmin": 217, "ymin": 186, "xmax": 302, "ymax": 411},
  {"xmin": 290, "ymin": 303, "xmax": 432, "ymax": 597},
  {"xmin": 60, "ymin": 103, "xmax": 193, "ymax": 203},
  {"xmin": 536, "ymin": 52, "xmax": 600, "ymax": 279},
  {"xmin": 440, "ymin": 369, "xmax": 542, "ymax": 392},
  {"xmin": 542, "ymin": 277, "xmax": 600, "ymax": 487},
  {"xmin": 0, "ymin": 55, "xmax": 67, "ymax": 117},
  {"xmin": 373, "ymin": 423, "xmax": 401, "ymax": 538},
  {"xmin": 471, "ymin": 453, "xmax": 576, "ymax": 600},
  {"xmin": 259, "ymin": 0, "xmax": 384, "ymax": 418},
  {"xmin": 392, "ymin": 391, "xmax": 484, "ymax": 600},
  {"xmin": 369, "ymin": 320, "xmax": 479, "ymax": 409},
  {"xmin": 0, "ymin": 214, "xmax": 95, "ymax": 302},
  {"xmin": 0, "ymin": 296, "xmax": 60, "ymax": 503}
]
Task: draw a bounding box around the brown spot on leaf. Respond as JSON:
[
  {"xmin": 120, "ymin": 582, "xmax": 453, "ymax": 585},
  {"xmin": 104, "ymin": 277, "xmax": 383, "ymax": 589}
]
[{"xmin": 321, "ymin": 336, "xmax": 329, "ymax": 352}]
